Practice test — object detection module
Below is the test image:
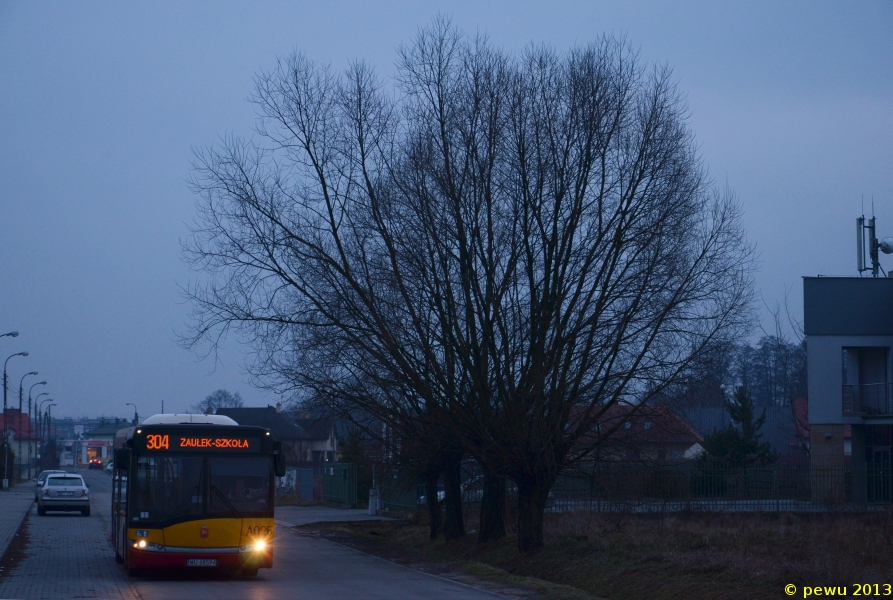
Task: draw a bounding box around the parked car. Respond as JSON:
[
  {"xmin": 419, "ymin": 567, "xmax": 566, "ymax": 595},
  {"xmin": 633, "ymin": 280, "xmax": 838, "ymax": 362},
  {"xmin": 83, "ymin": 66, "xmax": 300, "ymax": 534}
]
[
  {"xmin": 37, "ymin": 473, "xmax": 90, "ymax": 516},
  {"xmin": 33, "ymin": 469, "xmax": 67, "ymax": 502},
  {"xmin": 88, "ymin": 458, "xmax": 103, "ymax": 470},
  {"xmin": 104, "ymin": 461, "xmax": 114, "ymax": 474}
]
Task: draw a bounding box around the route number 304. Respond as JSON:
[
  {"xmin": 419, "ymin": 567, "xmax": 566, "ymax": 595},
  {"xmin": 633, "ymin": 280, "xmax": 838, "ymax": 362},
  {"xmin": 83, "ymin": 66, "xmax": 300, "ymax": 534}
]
[{"xmin": 146, "ymin": 434, "xmax": 170, "ymax": 450}]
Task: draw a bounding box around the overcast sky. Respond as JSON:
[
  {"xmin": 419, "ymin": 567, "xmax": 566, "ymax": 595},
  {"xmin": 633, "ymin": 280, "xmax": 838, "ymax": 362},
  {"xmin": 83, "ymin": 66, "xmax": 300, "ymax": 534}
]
[{"xmin": 1, "ymin": 1, "xmax": 891, "ymax": 419}]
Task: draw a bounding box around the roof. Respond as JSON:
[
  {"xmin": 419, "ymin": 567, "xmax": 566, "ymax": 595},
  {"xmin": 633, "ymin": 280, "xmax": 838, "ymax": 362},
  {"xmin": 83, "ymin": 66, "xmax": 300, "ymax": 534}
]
[
  {"xmin": 216, "ymin": 407, "xmax": 334, "ymax": 441},
  {"xmin": 141, "ymin": 414, "xmax": 238, "ymax": 426},
  {"xmin": 83, "ymin": 420, "xmax": 131, "ymax": 438},
  {"xmin": 0, "ymin": 409, "xmax": 40, "ymax": 441},
  {"xmin": 582, "ymin": 404, "xmax": 704, "ymax": 448}
]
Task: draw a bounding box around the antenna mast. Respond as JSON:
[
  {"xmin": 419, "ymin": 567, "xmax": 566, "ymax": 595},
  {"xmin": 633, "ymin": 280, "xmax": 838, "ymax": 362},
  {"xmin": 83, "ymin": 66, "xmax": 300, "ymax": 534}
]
[{"xmin": 858, "ymin": 208, "xmax": 892, "ymax": 277}]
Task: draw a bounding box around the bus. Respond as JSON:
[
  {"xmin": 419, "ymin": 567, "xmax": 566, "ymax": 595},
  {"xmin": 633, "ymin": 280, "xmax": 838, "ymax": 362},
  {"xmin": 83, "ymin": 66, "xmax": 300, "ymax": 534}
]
[{"xmin": 112, "ymin": 414, "xmax": 286, "ymax": 576}]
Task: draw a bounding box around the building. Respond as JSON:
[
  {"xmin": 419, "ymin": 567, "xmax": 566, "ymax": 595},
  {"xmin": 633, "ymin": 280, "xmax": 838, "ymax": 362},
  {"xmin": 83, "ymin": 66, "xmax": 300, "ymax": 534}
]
[
  {"xmin": 78, "ymin": 417, "xmax": 132, "ymax": 466},
  {"xmin": 581, "ymin": 404, "xmax": 704, "ymax": 463},
  {"xmin": 0, "ymin": 408, "xmax": 40, "ymax": 480},
  {"xmin": 216, "ymin": 406, "xmax": 338, "ymax": 464},
  {"xmin": 804, "ymin": 275, "xmax": 893, "ymax": 503}
]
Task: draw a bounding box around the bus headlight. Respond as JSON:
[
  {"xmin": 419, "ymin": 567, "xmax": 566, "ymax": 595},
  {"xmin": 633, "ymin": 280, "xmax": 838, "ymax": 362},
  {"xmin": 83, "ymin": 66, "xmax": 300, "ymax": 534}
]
[
  {"xmin": 131, "ymin": 540, "xmax": 164, "ymax": 551},
  {"xmin": 239, "ymin": 540, "xmax": 268, "ymax": 553}
]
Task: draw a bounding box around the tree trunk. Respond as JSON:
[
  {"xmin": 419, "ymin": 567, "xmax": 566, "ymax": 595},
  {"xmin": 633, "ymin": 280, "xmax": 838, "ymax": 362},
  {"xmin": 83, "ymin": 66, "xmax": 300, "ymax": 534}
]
[
  {"xmin": 442, "ymin": 451, "xmax": 465, "ymax": 540},
  {"xmin": 424, "ymin": 469, "xmax": 442, "ymax": 539},
  {"xmin": 477, "ymin": 469, "xmax": 506, "ymax": 543},
  {"xmin": 516, "ymin": 480, "xmax": 550, "ymax": 552}
]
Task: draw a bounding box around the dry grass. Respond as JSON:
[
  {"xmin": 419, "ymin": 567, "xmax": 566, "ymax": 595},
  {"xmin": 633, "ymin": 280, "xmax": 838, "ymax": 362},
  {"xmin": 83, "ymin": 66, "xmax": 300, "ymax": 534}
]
[{"xmin": 311, "ymin": 509, "xmax": 893, "ymax": 600}]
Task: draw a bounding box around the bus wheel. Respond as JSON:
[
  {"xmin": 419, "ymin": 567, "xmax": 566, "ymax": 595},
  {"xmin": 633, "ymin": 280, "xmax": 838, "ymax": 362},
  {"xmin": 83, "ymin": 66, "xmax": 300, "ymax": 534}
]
[{"xmin": 241, "ymin": 568, "xmax": 258, "ymax": 577}]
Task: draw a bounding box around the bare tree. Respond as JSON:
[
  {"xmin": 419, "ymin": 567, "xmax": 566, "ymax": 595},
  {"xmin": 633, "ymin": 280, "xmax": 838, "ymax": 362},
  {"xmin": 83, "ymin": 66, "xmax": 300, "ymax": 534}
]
[
  {"xmin": 182, "ymin": 19, "xmax": 754, "ymax": 551},
  {"xmin": 190, "ymin": 389, "xmax": 244, "ymax": 414}
]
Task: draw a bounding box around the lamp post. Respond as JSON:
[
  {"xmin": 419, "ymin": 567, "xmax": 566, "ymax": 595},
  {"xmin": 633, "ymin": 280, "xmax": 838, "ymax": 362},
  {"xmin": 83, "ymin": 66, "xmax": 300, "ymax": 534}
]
[
  {"xmin": 126, "ymin": 403, "xmax": 139, "ymax": 425},
  {"xmin": 37, "ymin": 397, "xmax": 52, "ymax": 467},
  {"xmin": 46, "ymin": 404, "xmax": 57, "ymax": 467},
  {"xmin": 0, "ymin": 332, "xmax": 19, "ymax": 339},
  {"xmin": 15, "ymin": 371, "xmax": 38, "ymax": 481},
  {"xmin": 35, "ymin": 394, "xmax": 49, "ymax": 443},
  {"xmin": 27, "ymin": 383, "xmax": 47, "ymax": 480},
  {"xmin": 37, "ymin": 397, "xmax": 52, "ymax": 433},
  {"xmin": 3, "ymin": 351, "xmax": 28, "ymax": 489}
]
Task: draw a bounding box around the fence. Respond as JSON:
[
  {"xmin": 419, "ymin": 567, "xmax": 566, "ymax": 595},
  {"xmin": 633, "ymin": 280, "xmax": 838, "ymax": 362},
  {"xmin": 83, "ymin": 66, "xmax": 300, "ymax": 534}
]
[
  {"xmin": 322, "ymin": 463, "xmax": 358, "ymax": 508},
  {"xmin": 548, "ymin": 462, "xmax": 893, "ymax": 512},
  {"xmin": 279, "ymin": 466, "xmax": 315, "ymax": 500},
  {"xmin": 376, "ymin": 462, "xmax": 893, "ymax": 515}
]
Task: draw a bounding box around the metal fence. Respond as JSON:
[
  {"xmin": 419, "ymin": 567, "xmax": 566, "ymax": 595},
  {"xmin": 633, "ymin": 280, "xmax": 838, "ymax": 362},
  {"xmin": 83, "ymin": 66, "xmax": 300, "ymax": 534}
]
[
  {"xmin": 322, "ymin": 463, "xmax": 358, "ymax": 508},
  {"xmin": 843, "ymin": 383, "xmax": 893, "ymax": 416},
  {"xmin": 376, "ymin": 462, "xmax": 893, "ymax": 515},
  {"xmin": 279, "ymin": 466, "xmax": 315, "ymax": 500},
  {"xmin": 548, "ymin": 462, "xmax": 893, "ymax": 513}
]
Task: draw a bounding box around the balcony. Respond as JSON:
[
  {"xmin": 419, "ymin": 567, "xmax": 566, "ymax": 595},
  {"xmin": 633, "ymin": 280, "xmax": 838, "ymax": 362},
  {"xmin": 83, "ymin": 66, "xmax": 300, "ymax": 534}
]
[{"xmin": 843, "ymin": 383, "xmax": 893, "ymax": 416}]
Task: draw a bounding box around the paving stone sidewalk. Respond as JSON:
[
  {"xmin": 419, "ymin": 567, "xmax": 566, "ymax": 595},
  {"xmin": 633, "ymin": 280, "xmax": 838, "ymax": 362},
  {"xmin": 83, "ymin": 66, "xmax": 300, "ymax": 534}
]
[
  {"xmin": 0, "ymin": 472, "xmax": 140, "ymax": 600},
  {"xmin": 0, "ymin": 483, "xmax": 36, "ymax": 563}
]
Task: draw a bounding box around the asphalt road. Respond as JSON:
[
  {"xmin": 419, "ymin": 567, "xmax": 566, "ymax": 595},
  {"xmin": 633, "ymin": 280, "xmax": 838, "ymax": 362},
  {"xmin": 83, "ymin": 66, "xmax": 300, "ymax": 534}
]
[{"xmin": 0, "ymin": 468, "xmax": 506, "ymax": 600}]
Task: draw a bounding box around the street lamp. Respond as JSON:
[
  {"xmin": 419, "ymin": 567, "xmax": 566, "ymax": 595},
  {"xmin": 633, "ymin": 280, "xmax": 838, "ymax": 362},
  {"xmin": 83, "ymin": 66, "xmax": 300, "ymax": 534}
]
[
  {"xmin": 15, "ymin": 371, "xmax": 38, "ymax": 481},
  {"xmin": 27, "ymin": 382, "xmax": 47, "ymax": 480},
  {"xmin": 0, "ymin": 332, "xmax": 19, "ymax": 339},
  {"xmin": 37, "ymin": 398, "xmax": 53, "ymax": 451},
  {"xmin": 46, "ymin": 403, "xmax": 57, "ymax": 435},
  {"xmin": 126, "ymin": 403, "xmax": 139, "ymax": 425},
  {"xmin": 3, "ymin": 351, "xmax": 28, "ymax": 489}
]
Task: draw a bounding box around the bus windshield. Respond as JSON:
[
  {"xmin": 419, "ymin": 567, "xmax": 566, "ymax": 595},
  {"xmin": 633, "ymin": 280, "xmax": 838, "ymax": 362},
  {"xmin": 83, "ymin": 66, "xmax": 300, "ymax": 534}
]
[{"xmin": 132, "ymin": 455, "xmax": 272, "ymax": 523}]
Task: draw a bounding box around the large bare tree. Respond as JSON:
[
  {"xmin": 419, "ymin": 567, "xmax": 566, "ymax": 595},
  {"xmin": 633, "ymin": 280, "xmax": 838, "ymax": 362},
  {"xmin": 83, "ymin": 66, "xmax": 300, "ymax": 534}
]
[{"xmin": 182, "ymin": 19, "xmax": 754, "ymax": 551}]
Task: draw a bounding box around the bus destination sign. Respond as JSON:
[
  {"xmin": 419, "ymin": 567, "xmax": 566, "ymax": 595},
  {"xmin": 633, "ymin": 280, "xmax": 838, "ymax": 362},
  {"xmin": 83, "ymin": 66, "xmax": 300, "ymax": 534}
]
[{"xmin": 144, "ymin": 433, "xmax": 258, "ymax": 452}]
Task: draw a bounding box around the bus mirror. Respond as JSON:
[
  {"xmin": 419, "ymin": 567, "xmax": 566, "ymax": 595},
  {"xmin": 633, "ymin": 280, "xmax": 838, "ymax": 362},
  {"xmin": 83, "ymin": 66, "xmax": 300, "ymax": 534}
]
[
  {"xmin": 273, "ymin": 441, "xmax": 286, "ymax": 477},
  {"xmin": 114, "ymin": 449, "xmax": 130, "ymax": 473}
]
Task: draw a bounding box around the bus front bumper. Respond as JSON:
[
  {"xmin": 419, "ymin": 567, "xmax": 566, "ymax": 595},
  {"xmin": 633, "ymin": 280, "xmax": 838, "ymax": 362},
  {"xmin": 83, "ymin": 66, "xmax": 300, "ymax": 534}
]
[{"xmin": 128, "ymin": 547, "xmax": 272, "ymax": 570}]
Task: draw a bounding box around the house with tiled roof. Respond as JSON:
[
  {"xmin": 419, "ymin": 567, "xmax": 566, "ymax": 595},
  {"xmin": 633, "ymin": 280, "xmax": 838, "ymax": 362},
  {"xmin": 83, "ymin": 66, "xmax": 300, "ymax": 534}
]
[
  {"xmin": 0, "ymin": 408, "xmax": 41, "ymax": 480},
  {"xmin": 582, "ymin": 404, "xmax": 704, "ymax": 463},
  {"xmin": 216, "ymin": 406, "xmax": 338, "ymax": 465}
]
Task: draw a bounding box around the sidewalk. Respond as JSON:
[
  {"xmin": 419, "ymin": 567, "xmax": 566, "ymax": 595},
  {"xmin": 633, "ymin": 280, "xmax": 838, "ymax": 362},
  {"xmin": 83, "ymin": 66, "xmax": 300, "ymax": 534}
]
[
  {"xmin": 0, "ymin": 482, "xmax": 35, "ymax": 562},
  {"xmin": 275, "ymin": 505, "xmax": 395, "ymax": 527}
]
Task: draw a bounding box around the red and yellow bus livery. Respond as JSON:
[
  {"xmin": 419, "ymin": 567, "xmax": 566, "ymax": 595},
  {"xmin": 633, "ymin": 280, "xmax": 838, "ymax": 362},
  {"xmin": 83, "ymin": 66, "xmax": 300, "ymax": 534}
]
[{"xmin": 112, "ymin": 414, "xmax": 286, "ymax": 576}]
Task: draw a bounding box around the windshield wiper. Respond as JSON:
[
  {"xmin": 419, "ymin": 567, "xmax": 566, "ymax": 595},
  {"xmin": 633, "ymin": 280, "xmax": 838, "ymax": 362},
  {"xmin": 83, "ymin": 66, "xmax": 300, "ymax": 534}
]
[
  {"xmin": 211, "ymin": 484, "xmax": 241, "ymax": 517},
  {"xmin": 169, "ymin": 483, "xmax": 201, "ymax": 517}
]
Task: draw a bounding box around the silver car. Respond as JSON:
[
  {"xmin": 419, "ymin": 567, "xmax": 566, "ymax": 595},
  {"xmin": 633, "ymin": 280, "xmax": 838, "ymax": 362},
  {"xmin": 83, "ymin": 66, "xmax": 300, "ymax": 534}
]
[
  {"xmin": 34, "ymin": 469, "xmax": 67, "ymax": 502},
  {"xmin": 37, "ymin": 474, "xmax": 90, "ymax": 516}
]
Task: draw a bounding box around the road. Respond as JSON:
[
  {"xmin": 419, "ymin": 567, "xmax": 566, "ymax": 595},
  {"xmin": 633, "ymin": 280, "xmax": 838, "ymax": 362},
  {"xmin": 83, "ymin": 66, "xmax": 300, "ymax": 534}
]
[{"xmin": 0, "ymin": 469, "xmax": 507, "ymax": 600}]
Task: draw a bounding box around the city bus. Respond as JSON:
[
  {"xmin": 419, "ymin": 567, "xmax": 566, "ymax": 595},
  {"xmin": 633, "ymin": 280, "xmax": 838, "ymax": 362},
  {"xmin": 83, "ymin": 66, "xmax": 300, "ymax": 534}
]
[{"xmin": 112, "ymin": 414, "xmax": 286, "ymax": 576}]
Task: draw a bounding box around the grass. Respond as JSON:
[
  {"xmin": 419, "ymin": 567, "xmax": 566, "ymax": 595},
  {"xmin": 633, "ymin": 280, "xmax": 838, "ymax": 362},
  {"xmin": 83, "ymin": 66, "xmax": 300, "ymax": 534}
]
[{"xmin": 307, "ymin": 508, "xmax": 893, "ymax": 600}]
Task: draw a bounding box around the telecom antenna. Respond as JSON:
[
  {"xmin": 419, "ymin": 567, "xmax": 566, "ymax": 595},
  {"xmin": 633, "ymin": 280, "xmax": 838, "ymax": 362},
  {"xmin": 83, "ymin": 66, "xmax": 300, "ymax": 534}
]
[{"xmin": 857, "ymin": 202, "xmax": 893, "ymax": 277}]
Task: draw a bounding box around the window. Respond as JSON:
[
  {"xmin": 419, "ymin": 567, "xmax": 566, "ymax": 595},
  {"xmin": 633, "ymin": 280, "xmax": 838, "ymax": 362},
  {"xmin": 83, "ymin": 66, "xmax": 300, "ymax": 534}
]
[
  {"xmin": 133, "ymin": 456, "xmax": 204, "ymax": 522},
  {"xmin": 842, "ymin": 347, "xmax": 888, "ymax": 385},
  {"xmin": 209, "ymin": 457, "xmax": 272, "ymax": 516},
  {"xmin": 47, "ymin": 476, "xmax": 83, "ymax": 486}
]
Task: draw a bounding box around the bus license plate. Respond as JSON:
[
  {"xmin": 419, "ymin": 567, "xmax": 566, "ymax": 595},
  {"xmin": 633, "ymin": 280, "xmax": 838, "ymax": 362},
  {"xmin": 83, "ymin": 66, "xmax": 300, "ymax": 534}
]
[{"xmin": 186, "ymin": 559, "xmax": 217, "ymax": 567}]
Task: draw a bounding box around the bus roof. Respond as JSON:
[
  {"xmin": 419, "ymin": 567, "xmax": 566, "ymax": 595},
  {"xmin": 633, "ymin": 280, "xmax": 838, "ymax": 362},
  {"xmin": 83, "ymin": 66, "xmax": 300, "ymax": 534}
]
[{"xmin": 140, "ymin": 414, "xmax": 239, "ymax": 426}]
